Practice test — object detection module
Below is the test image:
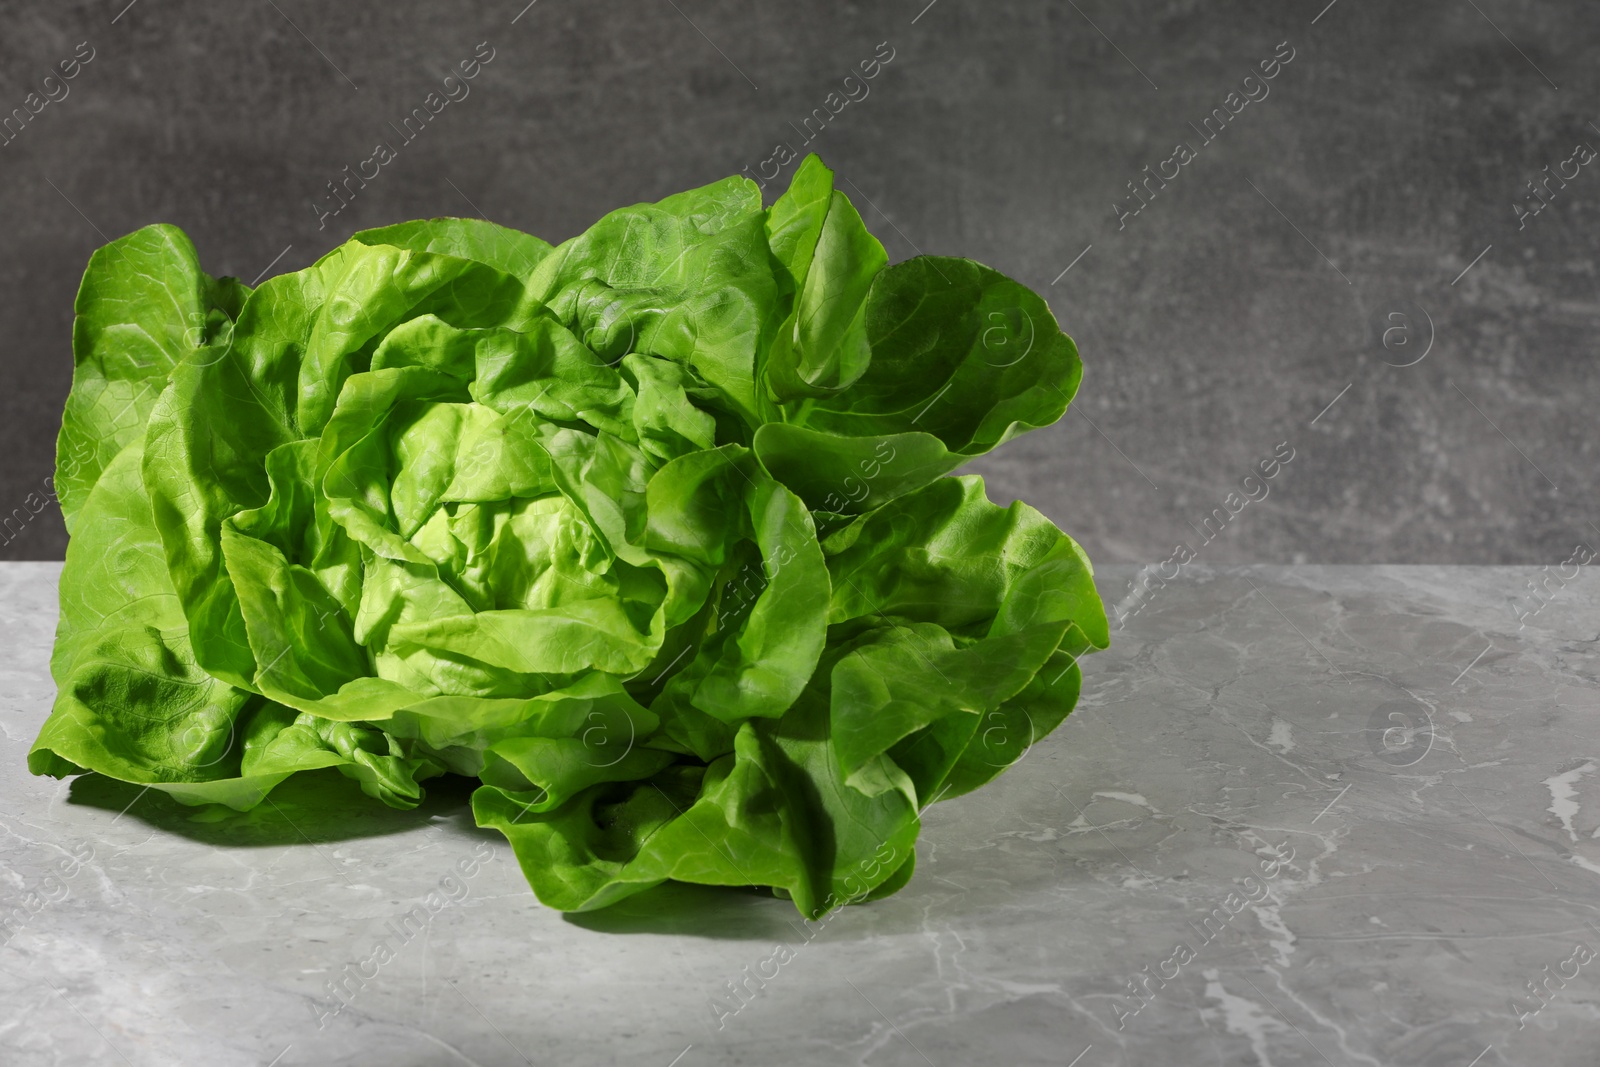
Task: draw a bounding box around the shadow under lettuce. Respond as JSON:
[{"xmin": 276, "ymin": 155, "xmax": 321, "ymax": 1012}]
[
  {"xmin": 64, "ymin": 771, "xmax": 932, "ymax": 939},
  {"xmin": 63, "ymin": 768, "xmax": 488, "ymax": 848},
  {"xmin": 562, "ymin": 879, "xmax": 820, "ymax": 941}
]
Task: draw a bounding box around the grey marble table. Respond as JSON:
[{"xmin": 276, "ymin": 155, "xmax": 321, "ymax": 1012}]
[{"xmin": 2, "ymin": 562, "xmax": 1598, "ymax": 1067}]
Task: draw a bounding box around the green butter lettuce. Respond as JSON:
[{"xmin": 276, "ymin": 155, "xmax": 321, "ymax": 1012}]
[{"xmin": 30, "ymin": 156, "xmax": 1105, "ymax": 918}]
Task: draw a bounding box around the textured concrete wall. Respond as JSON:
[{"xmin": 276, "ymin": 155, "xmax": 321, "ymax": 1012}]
[{"xmin": 0, "ymin": 0, "xmax": 1593, "ymax": 563}]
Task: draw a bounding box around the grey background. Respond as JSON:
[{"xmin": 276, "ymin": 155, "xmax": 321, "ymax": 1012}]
[{"xmin": 1, "ymin": 0, "xmax": 1594, "ymax": 566}]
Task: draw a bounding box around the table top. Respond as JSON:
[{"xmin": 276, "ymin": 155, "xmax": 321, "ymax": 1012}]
[{"xmin": 3, "ymin": 562, "xmax": 1598, "ymax": 1067}]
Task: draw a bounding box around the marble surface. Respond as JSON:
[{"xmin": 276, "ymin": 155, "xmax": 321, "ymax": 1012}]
[{"xmin": 3, "ymin": 561, "xmax": 1599, "ymax": 1066}]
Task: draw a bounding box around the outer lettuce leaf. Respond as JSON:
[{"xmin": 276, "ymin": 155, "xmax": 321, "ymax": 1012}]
[
  {"xmin": 352, "ymin": 217, "xmax": 555, "ymax": 278},
  {"xmin": 31, "ymin": 157, "xmax": 1104, "ymax": 919},
  {"xmin": 475, "ymin": 690, "xmax": 921, "ymax": 919},
  {"xmin": 753, "ymin": 156, "xmax": 1083, "ymax": 514},
  {"xmin": 56, "ymin": 224, "xmax": 247, "ymax": 531},
  {"xmin": 30, "ymin": 441, "xmax": 433, "ymax": 811},
  {"xmin": 644, "ymin": 446, "xmax": 829, "ymax": 728},
  {"xmin": 526, "ymin": 175, "xmax": 776, "ymax": 424},
  {"xmin": 757, "ymin": 255, "xmax": 1083, "ymax": 514},
  {"xmin": 825, "ymin": 619, "xmax": 1067, "ymax": 796},
  {"xmin": 761, "ymin": 154, "xmax": 886, "ymax": 404},
  {"xmin": 823, "ymin": 475, "xmax": 1106, "ymax": 646}
]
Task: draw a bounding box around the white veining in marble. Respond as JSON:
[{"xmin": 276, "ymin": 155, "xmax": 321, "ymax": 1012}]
[{"xmin": 1545, "ymin": 762, "xmax": 1596, "ymax": 842}]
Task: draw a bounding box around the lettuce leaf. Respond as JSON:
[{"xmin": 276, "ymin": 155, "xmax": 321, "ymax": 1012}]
[{"xmin": 29, "ymin": 155, "xmax": 1105, "ymax": 918}]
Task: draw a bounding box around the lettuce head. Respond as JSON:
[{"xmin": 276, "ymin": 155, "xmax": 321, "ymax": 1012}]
[{"xmin": 29, "ymin": 156, "xmax": 1106, "ymax": 918}]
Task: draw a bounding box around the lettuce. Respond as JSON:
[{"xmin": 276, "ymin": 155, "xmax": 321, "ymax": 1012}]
[{"xmin": 29, "ymin": 156, "xmax": 1106, "ymax": 917}]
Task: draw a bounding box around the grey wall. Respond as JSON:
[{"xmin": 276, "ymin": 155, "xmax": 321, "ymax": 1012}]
[{"xmin": 1, "ymin": 0, "xmax": 1594, "ymax": 564}]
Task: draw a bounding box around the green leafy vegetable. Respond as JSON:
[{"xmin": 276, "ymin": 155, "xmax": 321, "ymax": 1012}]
[{"xmin": 30, "ymin": 157, "xmax": 1105, "ymax": 918}]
